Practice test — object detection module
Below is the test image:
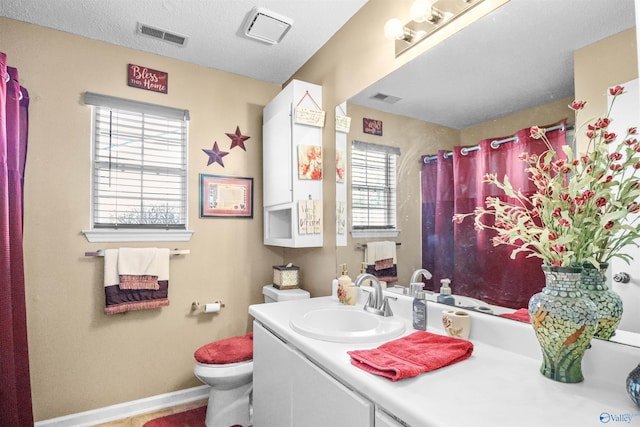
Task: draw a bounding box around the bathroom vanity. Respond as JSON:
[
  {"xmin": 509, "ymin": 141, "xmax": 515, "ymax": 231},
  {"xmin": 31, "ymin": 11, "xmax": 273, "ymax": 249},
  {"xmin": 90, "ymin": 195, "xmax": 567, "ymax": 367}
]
[{"xmin": 249, "ymin": 291, "xmax": 640, "ymax": 427}]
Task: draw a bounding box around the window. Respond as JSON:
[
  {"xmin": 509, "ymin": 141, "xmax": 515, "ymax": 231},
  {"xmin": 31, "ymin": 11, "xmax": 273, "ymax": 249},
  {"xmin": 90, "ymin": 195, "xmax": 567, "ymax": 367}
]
[
  {"xmin": 351, "ymin": 140, "xmax": 399, "ymax": 237},
  {"xmin": 82, "ymin": 93, "xmax": 192, "ymax": 242}
]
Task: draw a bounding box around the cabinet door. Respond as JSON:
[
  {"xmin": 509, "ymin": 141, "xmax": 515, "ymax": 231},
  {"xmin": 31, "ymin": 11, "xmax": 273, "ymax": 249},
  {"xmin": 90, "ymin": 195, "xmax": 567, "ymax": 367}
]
[
  {"xmin": 375, "ymin": 408, "xmax": 407, "ymax": 427},
  {"xmin": 263, "ymin": 104, "xmax": 293, "ymax": 207},
  {"xmin": 253, "ymin": 322, "xmax": 295, "ymax": 427},
  {"xmin": 292, "ymin": 354, "xmax": 373, "ymax": 427}
]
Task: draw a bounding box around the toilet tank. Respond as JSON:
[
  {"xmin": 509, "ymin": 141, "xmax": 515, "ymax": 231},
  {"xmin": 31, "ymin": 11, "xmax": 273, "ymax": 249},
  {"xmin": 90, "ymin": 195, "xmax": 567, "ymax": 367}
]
[{"xmin": 262, "ymin": 285, "xmax": 310, "ymax": 303}]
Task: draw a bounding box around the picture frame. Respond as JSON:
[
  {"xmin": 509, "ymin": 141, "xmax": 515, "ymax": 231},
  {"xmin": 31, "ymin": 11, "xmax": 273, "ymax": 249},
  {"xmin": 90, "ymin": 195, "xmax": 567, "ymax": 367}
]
[{"xmin": 199, "ymin": 174, "xmax": 253, "ymax": 218}]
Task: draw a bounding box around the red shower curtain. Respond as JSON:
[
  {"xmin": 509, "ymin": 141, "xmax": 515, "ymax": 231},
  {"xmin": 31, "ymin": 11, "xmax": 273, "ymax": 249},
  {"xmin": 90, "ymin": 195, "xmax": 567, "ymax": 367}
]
[
  {"xmin": 422, "ymin": 121, "xmax": 567, "ymax": 309},
  {"xmin": 421, "ymin": 150, "xmax": 454, "ymax": 291},
  {"xmin": 0, "ymin": 52, "xmax": 33, "ymax": 426}
]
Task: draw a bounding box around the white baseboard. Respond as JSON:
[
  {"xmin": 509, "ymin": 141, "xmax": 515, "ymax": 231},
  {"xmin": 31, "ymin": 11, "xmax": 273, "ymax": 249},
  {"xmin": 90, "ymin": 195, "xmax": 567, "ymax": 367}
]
[{"xmin": 34, "ymin": 385, "xmax": 209, "ymax": 427}]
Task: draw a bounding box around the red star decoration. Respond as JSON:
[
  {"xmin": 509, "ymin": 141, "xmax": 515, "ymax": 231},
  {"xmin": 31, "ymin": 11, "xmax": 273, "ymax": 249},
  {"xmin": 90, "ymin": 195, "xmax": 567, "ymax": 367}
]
[
  {"xmin": 202, "ymin": 142, "xmax": 228, "ymax": 167},
  {"xmin": 226, "ymin": 126, "xmax": 251, "ymax": 151}
]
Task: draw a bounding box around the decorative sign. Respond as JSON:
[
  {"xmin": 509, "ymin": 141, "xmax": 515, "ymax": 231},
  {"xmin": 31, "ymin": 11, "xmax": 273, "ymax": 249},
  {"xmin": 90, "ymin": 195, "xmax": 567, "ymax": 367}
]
[
  {"xmin": 335, "ymin": 115, "xmax": 352, "ymax": 133},
  {"xmin": 127, "ymin": 64, "xmax": 168, "ymax": 94},
  {"xmin": 363, "ymin": 118, "xmax": 383, "ymax": 136},
  {"xmin": 298, "ymin": 199, "xmax": 322, "ymax": 235},
  {"xmin": 295, "ymin": 106, "xmax": 326, "ymax": 128}
]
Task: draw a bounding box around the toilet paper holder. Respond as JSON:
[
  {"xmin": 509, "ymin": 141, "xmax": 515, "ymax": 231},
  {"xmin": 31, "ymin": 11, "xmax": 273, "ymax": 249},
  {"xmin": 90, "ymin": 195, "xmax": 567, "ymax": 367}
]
[{"xmin": 191, "ymin": 300, "xmax": 226, "ymax": 313}]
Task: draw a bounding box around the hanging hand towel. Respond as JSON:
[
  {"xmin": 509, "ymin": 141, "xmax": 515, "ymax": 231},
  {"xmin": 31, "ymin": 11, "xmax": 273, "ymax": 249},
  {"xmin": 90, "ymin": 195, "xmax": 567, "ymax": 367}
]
[
  {"xmin": 117, "ymin": 247, "xmax": 160, "ymax": 290},
  {"xmin": 365, "ymin": 241, "xmax": 398, "ymax": 283},
  {"xmin": 104, "ymin": 248, "xmax": 170, "ymax": 315},
  {"xmin": 499, "ymin": 308, "xmax": 530, "ymax": 323},
  {"xmin": 347, "ymin": 331, "xmax": 473, "ymax": 381}
]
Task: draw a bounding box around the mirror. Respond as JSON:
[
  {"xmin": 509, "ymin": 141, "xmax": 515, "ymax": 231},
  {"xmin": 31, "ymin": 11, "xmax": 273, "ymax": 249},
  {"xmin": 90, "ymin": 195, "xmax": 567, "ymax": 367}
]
[{"xmin": 336, "ymin": 0, "xmax": 639, "ymax": 345}]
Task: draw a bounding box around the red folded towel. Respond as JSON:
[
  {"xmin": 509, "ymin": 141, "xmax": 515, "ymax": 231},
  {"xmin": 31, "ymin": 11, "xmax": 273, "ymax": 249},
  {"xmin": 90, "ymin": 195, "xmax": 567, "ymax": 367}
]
[
  {"xmin": 347, "ymin": 331, "xmax": 473, "ymax": 381},
  {"xmin": 499, "ymin": 308, "xmax": 530, "ymax": 323}
]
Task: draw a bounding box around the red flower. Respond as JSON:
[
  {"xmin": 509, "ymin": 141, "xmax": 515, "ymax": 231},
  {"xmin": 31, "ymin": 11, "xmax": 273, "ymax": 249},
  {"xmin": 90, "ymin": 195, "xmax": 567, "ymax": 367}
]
[
  {"xmin": 628, "ymin": 202, "xmax": 640, "ymax": 213},
  {"xmin": 552, "ymin": 207, "xmax": 562, "ymax": 217},
  {"xmin": 558, "ymin": 218, "xmax": 571, "ymax": 227},
  {"xmin": 625, "ymin": 138, "xmax": 637, "ymax": 146},
  {"xmin": 610, "ymin": 163, "xmax": 623, "ymax": 171},
  {"xmin": 551, "ymin": 244, "xmax": 566, "ymax": 253},
  {"xmin": 570, "ymin": 100, "xmax": 587, "ymax": 110},
  {"xmin": 530, "ymin": 126, "xmax": 546, "ymax": 139},
  {"xmin": 548, "ymin": 231, "xmax": 558, "ymax": 241},
  {"xmin": 551, "ymin": 260, "xmax": 563, "ymax": 267},
  {"xmin": 586, "ymin": 130, "xmax": 595, "ymax": 139},
  {"xmin": 609, "ymin": 85, "xmax": 625, "ymax": 96},
  {"xmin": 603, "ymin": 132, "xmax": 617, "ymax": 143},
  {"xmin": 595, "ymin": 197, "xmax": 607, "ymax": 207},
  {"xmin": 629, "ymin": 127, "xmax": 638, "ymax": 135},
  {"xmin": 518, "ymin": 152, "xmax": 529, "ymax": 161},
  {"xmin": 604, "ymin": 221, "xmax": 615, "ymax": 230},
  {"xmin": 608, "ymin": 152, "xmax": 623, "ymax": 161},
  {"xmin": 582, "ymin": 190, "xmax": 595, "ymax": 199}
]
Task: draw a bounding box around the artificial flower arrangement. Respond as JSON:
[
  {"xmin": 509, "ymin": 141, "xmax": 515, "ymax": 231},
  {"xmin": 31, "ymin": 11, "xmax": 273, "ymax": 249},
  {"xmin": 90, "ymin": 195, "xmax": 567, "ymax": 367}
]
[{"xmin": 453, "ymin": 86, "xmax": 640, "ymax": 268}]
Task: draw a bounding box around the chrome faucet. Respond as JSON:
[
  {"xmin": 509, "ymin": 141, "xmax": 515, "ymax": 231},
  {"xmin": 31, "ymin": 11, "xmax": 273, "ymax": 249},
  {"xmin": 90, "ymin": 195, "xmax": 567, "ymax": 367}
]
[
  {"xmin": 410, "ymin": 268, "xmax": 432, "ymax": 284},
  {"xmin": 407, "ymin": 269, "xmax": 432, "ymax": 296},
  {"xmin": 354, "ymin": 273, "xmax": 396, "ymax": 317}
]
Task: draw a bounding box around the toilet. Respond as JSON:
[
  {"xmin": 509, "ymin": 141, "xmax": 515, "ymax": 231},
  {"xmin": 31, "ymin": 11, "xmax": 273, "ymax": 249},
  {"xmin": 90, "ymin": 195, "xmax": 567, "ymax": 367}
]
[{"xmin": 194, "ymin": 285, "xmax": 310, "ymax": 427}]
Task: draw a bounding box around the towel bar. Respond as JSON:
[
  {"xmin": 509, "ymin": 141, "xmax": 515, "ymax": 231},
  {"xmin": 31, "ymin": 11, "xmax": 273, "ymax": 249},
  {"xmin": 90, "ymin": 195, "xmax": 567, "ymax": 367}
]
[
  {"xmin": 85, "ymin": 249, "xmax": 190, "ymax": 257},
  {"xmin": 355, "ymin": 242, "xmax": 401, "ymax": 250}
]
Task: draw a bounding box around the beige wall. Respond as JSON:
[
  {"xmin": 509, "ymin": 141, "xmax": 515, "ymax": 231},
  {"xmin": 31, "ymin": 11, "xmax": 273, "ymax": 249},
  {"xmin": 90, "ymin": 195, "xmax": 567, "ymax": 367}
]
[
  {"xmin": 575, "ymin": 28, "xmax": 638, "ymax": 151},
  {"xmin": 3, "ymin": 0, "xmax": 637, "ymax": 421},
  {"xmin": 1, "ymin": 17, "xmax": 284, "ymax": 420}
]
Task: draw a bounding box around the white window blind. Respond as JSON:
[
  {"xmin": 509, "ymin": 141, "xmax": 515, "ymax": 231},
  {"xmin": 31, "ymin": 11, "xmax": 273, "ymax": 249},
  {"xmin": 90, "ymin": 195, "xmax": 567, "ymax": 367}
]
[
  {"xmin": 84, "ymin": 92, "xmax": 189, "ymax": 230},
  {"xmin": 351, "ymin": 140, "xmax": 399, "ymax": 230}
]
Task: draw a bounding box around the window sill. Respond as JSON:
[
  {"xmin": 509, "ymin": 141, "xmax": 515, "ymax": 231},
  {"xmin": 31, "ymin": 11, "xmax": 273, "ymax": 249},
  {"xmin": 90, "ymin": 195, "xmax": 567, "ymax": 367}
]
[
  {"xmin": 350, "ymin": 229, "xmax": 400, "ymax": 239},
  {"xmin": 82, "ymin": 229, "xmax": 194, "ymax": 243}
]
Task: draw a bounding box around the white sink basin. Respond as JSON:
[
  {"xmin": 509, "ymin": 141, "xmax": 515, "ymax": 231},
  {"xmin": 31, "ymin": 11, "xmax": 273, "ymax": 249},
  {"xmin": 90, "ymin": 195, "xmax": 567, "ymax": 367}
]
[{"xmin": 290, "ymin": 306, "xmax": 406, "ymax": 343}]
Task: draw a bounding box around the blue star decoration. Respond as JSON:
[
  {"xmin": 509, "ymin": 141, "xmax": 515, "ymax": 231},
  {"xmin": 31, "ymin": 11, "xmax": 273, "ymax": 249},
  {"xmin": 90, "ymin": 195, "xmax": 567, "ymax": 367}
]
[
  {"xmin": 226, "ymin": 126, "xmax": 251, "ymax": 151},
  {"xmin": 202, "ymin": 142, "xmax": 228, "ymax": 167}
]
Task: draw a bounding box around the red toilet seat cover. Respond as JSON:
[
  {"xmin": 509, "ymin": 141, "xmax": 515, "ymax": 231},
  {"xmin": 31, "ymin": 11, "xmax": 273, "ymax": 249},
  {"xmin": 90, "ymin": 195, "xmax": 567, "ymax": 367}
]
[{"xmin": 194, "ymin": 332, "xmax": 253, "ymax": 364}]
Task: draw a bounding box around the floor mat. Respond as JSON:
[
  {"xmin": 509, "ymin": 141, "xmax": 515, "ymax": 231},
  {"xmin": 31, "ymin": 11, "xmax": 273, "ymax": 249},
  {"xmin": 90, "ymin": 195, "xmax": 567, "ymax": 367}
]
[{"xmin": 142, "ymin": 406, "xmax": 206, "ymax": 427}]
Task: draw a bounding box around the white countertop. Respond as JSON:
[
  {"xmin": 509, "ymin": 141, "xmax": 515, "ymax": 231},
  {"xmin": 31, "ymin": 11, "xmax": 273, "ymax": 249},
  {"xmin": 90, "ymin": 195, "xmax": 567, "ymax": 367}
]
[{"xmin": 249, "ymin": 293, "xmax": 640, "ymax": 427}]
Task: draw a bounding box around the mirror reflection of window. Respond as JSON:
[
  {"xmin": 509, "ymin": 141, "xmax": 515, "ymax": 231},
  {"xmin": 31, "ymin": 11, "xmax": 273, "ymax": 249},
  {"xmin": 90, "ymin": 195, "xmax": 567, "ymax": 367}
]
[{"xmin": 351, "ymin": 140, "xmax": 399, "ymax": 233}]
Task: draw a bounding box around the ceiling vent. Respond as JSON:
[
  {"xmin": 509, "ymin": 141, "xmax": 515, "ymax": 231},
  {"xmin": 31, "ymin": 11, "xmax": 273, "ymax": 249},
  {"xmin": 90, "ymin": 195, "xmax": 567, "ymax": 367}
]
[
  {"xmin": 137, "ymin": 23, "xmax": 188, "ymax": 47},
  {"xmin": 243, "ymin": 7, "xmax": 293, "ymax": 44},
  {"xmin": 371, "ymin": 92, "xmax": 402, "ymax": 104}
]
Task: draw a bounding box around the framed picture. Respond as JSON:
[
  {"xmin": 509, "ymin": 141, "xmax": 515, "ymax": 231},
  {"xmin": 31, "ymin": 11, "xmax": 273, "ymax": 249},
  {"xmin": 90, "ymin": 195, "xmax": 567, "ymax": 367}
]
[{"xmin": 200, "ymin": 174, "xmax": 253, "ymax": 218}]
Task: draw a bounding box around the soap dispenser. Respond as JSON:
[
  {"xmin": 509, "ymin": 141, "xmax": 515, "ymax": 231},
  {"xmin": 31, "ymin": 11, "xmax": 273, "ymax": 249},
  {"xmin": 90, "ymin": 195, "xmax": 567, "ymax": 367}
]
[
  {"xmin": 337, "ymin": 264, "xmax": 354, "ymax": 304},
  {"xmin": 356, "ymin": 262, "xmax": 370, "ymax": 286},
  {"xmin": 412, "ymin": 291, "xmax": 427, "ymax": 330},
  {"xmin": 437, "ymin": 278, "xmax": 455, "ymax": 306}
]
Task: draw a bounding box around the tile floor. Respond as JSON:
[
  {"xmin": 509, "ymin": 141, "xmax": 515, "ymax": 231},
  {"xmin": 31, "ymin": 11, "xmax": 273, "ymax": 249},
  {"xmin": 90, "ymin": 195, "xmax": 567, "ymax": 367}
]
[{"xmin": 92, "ymin": 399, "xmax": 208, "ymax": 427}]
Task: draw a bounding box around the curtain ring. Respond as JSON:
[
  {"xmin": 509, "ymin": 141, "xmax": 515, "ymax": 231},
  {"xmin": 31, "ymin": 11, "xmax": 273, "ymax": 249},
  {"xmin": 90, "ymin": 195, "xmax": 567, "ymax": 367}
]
[
  {"xmin": 460, "ymin": 147, "xmax": 470, "ymax": 156},
  {"xmin": 19, "ymin": 90, "xmax": 23, "ymax": 101},
  {"xmin": 4, "ymin": 72, "xmax": 9, "ymax": 83}
]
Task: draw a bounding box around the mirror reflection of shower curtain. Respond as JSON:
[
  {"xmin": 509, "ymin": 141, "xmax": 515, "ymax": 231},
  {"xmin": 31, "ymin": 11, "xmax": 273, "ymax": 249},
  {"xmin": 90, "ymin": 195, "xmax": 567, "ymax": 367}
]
[{"xmin": 421, "ymin": 120, "xmax": 567, "ymax": 309}]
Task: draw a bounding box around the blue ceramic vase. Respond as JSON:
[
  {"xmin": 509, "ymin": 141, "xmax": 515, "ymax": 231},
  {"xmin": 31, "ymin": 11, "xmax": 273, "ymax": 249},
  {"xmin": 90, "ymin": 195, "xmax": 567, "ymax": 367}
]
[{"xmin": 627, "ymin": 364, "xmax": 640, "ymax": 407}]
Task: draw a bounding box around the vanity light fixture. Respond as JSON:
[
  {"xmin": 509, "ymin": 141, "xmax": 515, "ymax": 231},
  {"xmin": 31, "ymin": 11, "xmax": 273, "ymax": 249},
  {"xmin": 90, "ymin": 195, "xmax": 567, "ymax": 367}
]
[{"xmin": 384, "ymin": 0, "xmax": 486, "ymax": 57}]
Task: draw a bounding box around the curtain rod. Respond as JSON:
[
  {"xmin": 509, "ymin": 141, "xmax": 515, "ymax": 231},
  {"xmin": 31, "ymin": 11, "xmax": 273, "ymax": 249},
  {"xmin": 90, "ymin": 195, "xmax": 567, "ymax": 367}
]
[{"xmin": 422, "ymin": 123, "xmax": 571, "ymax": 164}]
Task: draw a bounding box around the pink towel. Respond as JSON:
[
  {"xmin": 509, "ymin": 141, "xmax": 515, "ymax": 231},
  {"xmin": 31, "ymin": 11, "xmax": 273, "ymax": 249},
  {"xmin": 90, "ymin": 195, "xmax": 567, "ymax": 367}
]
[
  {"xmin": 347, "ymin": 331, "xmax": 473, "ymax": 381},
  {"xmin": 499, "ymin": 308, "xmax": 530, "ymax": 323}
]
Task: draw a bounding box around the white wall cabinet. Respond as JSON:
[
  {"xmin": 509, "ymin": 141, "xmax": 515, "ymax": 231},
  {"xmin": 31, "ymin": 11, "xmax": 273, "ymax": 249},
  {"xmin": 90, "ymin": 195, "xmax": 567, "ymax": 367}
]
[
  {"xmin": 253, "ymin": 321, "xmax": 374, "ymax": 427},
  {"xmin": 263, "ymin": 79, "xmax": 323, "ymax": 247}
]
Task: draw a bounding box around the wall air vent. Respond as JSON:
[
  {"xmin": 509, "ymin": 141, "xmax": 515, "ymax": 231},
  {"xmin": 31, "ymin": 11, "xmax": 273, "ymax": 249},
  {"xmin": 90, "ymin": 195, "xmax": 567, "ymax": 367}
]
[
  {"xmin": 137, "ymin": 23, "xmax": 188, "ymax": 47},
  {"xmin": 243, "ymin": 7, "xmax": 293, "ymax": 44},
  {"xmin": 371, "ymin": 92, "xmax": 402, "ymax": 104}
]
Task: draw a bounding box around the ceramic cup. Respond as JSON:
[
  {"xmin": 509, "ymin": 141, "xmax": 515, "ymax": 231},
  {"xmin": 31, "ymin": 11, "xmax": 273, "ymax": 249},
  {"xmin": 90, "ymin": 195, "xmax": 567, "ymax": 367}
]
[{"xmin": 442, "ymin": 310, "xmax": 471, "ymax": 339}]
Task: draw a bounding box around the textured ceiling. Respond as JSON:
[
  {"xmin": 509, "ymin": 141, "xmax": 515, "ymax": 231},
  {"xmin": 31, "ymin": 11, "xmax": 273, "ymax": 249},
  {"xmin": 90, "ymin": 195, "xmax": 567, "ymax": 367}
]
[
  {"xmin": 0, "ymin": 0, "xmax": 368, "ymax": 84},
  {"xmin": 350, "ymin": 0, "xmax": 637, "ymax": 129},
  {"xmin": 1, "ymin": 0, "xmax": 636, "ymax": 129}
]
